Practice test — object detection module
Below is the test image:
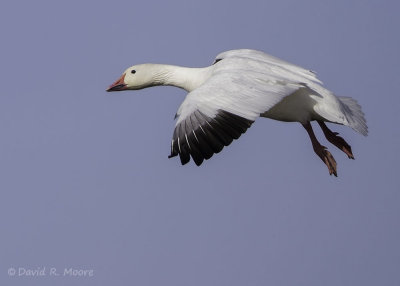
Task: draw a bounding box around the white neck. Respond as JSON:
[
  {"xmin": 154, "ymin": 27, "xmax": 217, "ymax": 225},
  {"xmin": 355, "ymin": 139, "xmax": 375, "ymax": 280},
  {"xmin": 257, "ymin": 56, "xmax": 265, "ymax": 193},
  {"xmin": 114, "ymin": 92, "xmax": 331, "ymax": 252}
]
[{"xmin": 146, "ymin": 64, "xmax": 213, "ymax": 92}]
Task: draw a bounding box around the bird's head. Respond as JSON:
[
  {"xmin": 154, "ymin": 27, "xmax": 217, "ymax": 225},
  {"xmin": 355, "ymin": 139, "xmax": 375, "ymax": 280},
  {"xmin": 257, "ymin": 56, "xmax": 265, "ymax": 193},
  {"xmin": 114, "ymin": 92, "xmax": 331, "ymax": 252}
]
[{"xmin": 107, "ymin": 64, "xmax": 159, "ymax": 92}]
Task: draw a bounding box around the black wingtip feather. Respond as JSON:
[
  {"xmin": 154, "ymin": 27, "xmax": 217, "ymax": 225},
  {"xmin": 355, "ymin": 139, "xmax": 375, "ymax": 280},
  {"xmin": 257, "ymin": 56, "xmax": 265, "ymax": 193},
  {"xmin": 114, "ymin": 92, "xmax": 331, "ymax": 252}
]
[{"xmin": 168, "ymin": 110, "xmax": 254, "ymax": 166}]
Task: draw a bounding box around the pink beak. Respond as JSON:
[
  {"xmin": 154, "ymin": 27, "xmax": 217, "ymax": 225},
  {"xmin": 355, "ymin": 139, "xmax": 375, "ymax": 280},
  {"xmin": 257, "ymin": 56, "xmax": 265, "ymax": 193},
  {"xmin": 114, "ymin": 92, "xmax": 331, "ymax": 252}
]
[{"xmin": 106, "ymin": 74, "xmax": 127, "ymax": 92}]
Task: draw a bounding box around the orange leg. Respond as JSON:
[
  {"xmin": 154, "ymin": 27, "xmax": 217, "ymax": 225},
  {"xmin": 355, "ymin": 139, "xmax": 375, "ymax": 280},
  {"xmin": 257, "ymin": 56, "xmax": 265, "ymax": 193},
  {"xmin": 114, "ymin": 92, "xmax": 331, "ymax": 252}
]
[
  {"xmin": 317, "ymin": 121, "xmax": 354, "ymax": 159},
  {"xmin": 303, "ymin": 122, "xmax": 337, "ymax": 176}
]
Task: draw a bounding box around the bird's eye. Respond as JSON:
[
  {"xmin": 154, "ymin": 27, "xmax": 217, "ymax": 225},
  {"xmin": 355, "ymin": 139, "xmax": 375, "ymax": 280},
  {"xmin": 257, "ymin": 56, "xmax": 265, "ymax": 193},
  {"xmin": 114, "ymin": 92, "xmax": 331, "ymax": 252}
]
[{"xmin": 131, "ymin": 70, "xmax": 136, "ymax": 74}]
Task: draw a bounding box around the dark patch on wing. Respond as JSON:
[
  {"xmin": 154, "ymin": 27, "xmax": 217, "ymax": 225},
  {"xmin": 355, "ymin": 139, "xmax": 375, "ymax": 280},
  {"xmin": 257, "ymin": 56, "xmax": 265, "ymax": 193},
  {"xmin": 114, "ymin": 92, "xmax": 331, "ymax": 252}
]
[
  {"xmin": 213, "ymin": 58, "xmax": 222, "ymax": 65},
  {"xmin": 168, "ymin": 110, "xmax": 254, "ymax": 166}
]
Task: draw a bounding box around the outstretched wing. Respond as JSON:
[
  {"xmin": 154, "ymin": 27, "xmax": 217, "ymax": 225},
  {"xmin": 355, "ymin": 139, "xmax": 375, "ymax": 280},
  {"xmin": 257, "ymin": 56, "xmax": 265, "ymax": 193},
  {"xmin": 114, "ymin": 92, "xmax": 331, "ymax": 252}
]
[{"xmin": 169, "ymin": 49, "xmax": 321, "ymax": 165}]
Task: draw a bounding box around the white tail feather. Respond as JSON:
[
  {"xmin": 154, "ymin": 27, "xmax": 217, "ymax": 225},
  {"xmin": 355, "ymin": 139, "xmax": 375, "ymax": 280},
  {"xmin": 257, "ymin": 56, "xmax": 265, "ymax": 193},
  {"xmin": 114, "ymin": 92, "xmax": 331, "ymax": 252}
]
[{"xmin": 338, "ymin": 96, "xmax": 368, "ymax": 136}]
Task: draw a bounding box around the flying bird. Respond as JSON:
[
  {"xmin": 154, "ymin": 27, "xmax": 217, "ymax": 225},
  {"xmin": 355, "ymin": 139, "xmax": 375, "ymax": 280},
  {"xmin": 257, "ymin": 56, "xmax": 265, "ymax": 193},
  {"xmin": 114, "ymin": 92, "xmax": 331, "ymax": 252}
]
[{"xmin": 107, "ymin": 49, "xmax": 367, "ymax": 176}]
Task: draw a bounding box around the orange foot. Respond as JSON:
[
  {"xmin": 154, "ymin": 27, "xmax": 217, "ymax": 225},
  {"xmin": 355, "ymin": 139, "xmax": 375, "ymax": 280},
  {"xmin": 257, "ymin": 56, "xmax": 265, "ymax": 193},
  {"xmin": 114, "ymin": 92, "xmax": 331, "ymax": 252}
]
[
  {"xmin": 318, "ymin": 121, "xmax": 354, "ymax": 159},
  {"xmin": 316, "ymin": 145, "xmax": 338, "ymax": 177}
]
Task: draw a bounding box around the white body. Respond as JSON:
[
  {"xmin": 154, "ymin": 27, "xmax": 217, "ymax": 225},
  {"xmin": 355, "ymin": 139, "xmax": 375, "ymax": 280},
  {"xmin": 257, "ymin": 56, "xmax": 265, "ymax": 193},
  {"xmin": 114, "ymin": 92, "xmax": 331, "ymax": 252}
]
[{"xmin": 109, "ymin": 49, "xmax": 367, "ymax": 166}]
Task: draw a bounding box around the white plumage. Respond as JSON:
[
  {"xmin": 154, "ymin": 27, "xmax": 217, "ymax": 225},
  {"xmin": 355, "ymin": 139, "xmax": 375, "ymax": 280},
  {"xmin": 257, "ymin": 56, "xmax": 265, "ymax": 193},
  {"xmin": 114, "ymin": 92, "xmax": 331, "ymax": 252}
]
[{"xmin": 107, "ymin": 49, "xmax": 367, "ymax": 176}]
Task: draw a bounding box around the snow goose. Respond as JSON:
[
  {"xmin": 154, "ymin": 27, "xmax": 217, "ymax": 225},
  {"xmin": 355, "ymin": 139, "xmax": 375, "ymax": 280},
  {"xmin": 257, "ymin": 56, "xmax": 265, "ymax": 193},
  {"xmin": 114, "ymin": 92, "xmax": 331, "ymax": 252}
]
[{"xmin": 107, "ymin": 49, "xmax": 367, "ymax": 176}]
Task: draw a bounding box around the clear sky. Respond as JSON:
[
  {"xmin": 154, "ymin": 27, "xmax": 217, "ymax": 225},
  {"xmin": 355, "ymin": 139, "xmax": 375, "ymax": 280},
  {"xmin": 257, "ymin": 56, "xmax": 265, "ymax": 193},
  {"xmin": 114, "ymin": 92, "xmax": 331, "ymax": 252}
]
[{"xmin": 1, "ymin": 0, "xmax": 399, "ymax": 285}]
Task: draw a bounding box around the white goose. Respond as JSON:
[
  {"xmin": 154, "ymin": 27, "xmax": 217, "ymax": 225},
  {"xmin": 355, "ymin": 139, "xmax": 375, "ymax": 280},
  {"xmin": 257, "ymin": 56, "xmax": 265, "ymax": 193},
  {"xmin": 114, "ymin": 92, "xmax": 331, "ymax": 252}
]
[{"xmin": 107, "ymin": 49, "xmax": 367, "ymax": 176}]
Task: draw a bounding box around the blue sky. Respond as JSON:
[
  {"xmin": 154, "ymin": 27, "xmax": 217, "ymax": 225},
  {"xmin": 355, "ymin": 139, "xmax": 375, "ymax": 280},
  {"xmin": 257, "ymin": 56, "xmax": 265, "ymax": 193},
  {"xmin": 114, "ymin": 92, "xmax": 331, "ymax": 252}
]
[{"xmin": 1, "ymin": 0, "xmax": 399, "ymax": 285}]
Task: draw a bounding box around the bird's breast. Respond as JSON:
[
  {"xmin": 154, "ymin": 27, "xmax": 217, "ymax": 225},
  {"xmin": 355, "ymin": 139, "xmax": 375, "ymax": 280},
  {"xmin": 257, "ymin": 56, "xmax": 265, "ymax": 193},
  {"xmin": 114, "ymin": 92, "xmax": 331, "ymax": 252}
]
[{"xmin": 261, "ymin": 90, "xmax": 321, "ymax": 123}]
